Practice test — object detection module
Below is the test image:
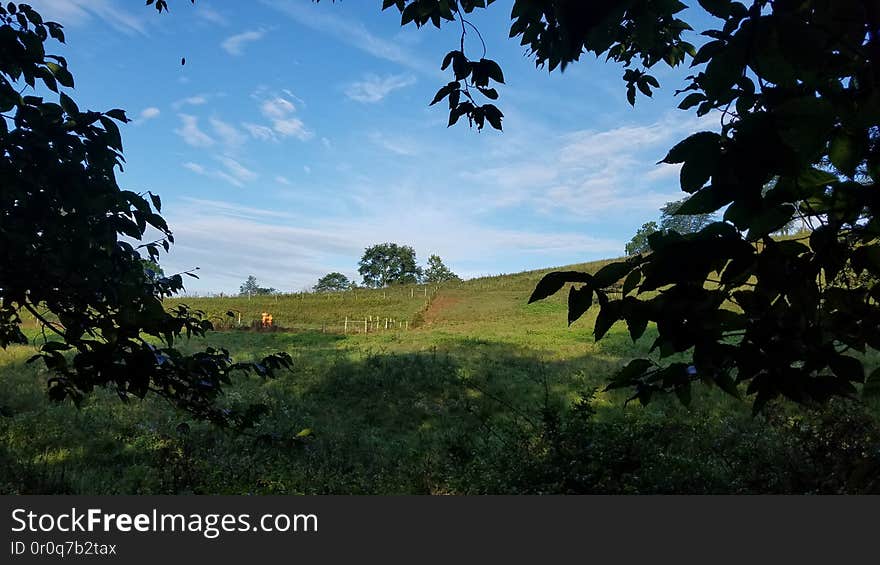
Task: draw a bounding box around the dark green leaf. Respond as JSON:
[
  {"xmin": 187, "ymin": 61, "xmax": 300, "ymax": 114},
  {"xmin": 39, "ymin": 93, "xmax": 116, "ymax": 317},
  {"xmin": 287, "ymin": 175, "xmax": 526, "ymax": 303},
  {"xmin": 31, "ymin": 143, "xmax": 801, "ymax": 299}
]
[{"xmin": 529, "ymin": 271, "xmax": 593, "ymax": 303}]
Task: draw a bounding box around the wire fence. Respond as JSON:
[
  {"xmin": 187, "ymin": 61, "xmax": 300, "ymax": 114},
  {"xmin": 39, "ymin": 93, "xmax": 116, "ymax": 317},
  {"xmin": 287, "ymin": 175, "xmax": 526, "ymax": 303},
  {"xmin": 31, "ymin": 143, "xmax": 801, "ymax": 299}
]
[{"xmin": 208, "ymin": 315, "xmax": 413, "ymax": 335}]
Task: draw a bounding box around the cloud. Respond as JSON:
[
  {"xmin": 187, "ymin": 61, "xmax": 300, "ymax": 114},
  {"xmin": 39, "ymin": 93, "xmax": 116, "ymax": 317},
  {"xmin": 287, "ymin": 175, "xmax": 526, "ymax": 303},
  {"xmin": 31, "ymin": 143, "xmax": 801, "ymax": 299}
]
[
  {"xmin": 210, "ymin": 117, "xmax": 247, "ymax": 148},
  {"xmin": 216, "ymin": 156, "xmax": 258, "ymax": 184},
  {"xmin": 181, "ymin": 158, "xmax": 257, "ymax": 188},
  {"xmin": 28, "ymin": 0, "xmax": 147, "ymax": 35},
  {"xmin": 262, "ymin": 0, "xmax": 435, "ymax": 74},
  {"xmin": 242, "ymin": 122, "xmax": 276, "ymax": 141},
  {"xmin": 368, "ymin": 132, "xmax": 417, "ymax": 156},
  {"xmin": 182, "ymin": 162, "xmax": 205, "ymax": 175},
  {"xmin": 272, "ymin": 117, "xmax": 311, "ymax": 139},
  {"xmin": 275, "ymin": 175, "xmax": 292, "ymax": 185},
  {"xmin": 345, "ymin": 73, "xmax": 416, "ymax": 103},
  {"xmin": 172, "ymin": 95, "xmax": 209, "ymax": 110},
  {"xmin": 140, "ymin": 107, "xmax": 161, "ymax": 120},
  {"xmin": 645, "ymin": 162, "xmax": 682, "ymax": 182},
  {"xmin": 458, "ymin": 111, "xmax": 716, "ymax": 219},
  {"xmin": 132, "ymin": 106, "xmax": 161, "ymax": 125},
  {"xmin": 160, "ymin": 197, "xmax": 620, "ymax": 293},
  {"xmin": 174, "ymin": 114, "xmax": 214, "ymax": 147},
  {"xmin": 196, "ymin": 7, "xmax": 228, "ymax": 26},
  {"xmin": 221, "ymin": 29, "xmax": 266, "ymax": 56},
  {"xmin": 260, "ymin": 97, "xmax": 296, "ymax": 120},
  {"xmin": 246, "ymin": 95, "xmax": 313, "ymax": 141}
]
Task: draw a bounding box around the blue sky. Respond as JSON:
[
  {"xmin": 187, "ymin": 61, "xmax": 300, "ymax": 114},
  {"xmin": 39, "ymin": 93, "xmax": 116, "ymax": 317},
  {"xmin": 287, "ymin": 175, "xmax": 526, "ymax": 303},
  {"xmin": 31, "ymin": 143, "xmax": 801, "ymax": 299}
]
[{"xmin": 28, "ymin": 0, "xmax": 716, "ymax": 294}]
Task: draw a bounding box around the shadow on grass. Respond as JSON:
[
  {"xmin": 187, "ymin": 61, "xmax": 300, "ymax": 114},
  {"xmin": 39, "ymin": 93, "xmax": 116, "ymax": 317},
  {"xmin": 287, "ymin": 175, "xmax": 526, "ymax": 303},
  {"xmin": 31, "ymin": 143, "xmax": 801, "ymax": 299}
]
[{"xmin": 2, "ymin": 333, "xmax": 879, "ymax": 494}]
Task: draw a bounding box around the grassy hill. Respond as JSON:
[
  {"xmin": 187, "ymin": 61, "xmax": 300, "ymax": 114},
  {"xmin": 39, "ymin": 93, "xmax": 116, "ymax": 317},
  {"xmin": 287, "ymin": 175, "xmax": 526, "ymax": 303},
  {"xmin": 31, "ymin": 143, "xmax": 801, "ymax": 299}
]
[
  {"xmin": 2, "ymin": 257, "xmax": 879, "ymax": 494},
  {"xmin": 163, "ymin": 258, "xmax": 619, "ymax": 332}
]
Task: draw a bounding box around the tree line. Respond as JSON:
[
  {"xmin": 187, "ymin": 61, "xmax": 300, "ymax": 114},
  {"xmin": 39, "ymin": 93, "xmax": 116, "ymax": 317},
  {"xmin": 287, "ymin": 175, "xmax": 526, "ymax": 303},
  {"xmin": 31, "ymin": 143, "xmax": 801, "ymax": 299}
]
[{"xmin": 240, "ymin": 243, "xmax": 460, "ymax": 296}]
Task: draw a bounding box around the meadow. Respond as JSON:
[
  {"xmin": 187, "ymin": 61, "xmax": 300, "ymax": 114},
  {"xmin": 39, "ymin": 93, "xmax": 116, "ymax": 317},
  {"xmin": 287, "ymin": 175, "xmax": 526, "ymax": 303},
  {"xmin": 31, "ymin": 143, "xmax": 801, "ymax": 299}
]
[{"xmin": 2, "ymin": 259, "xmax": 879, "ymax": 494}]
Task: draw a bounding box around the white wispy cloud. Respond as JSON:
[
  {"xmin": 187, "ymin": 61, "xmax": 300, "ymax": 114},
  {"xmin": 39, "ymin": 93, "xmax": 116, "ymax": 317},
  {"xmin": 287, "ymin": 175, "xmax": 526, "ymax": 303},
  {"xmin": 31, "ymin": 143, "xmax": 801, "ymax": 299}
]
[
  {"xmin": 272, "ymin": 117, "xmax": 311, "ymax": 139},
  {"xmin": 368, "ymin": 132, "xmax": 417, "ymax": 156},
  {"xmin": 196, "ymin": 6, "xmax": 228, "ymax": 26},
  {"xmin": 645, "ymin": 162, "xmax": 682, "ymax": 182},
  {"xmin": 262, "ymin": 0, "xmax": 435, "ymax": 74},
  {"xmin": 140, "ymin": 107, "xmax": 161, "ymax": 120},
  {"xmin": 221, "ymin": 29, "xmax": 266, "ymax": 56},
  {"xmin": 210, "ymin": 117, "xmax": 247, "ymax": 149},
  {"xmin": 182, "ymin": 162, "xmax": 206, "ymax": 175},
  {"xmin": 29, "ymin": 0, "xmax": 147, "ymax": 35},
  {"xmin": 133, "ymin": 107, "xmax": 160, "ymax": 125},
  {"xmin": 261, "ymin": 97, "xmax": 296, "ymax": 120},
  {"xmin": 216, "ymin": 156, "xmax": 258, "ymax": 184},
  {"xmin": 172, "ymin": 95, "xmax": 209, "ymax": 110},
  {"xmin": 181, "ymin": 157, "xmax": 257, "ymax": 188},
  {"xmin": 174, "ymin": 114, "xmax": 214, "ymax": 147},
  {"xmin": 245, "ymin": 95, "xmax": 313, "ymax": 141},
  {"xmin": 459, "ymin": 111, "xmax": 716, "ymax": 218},
  {"xmin": 242, "ymin": 122, "xmax": 276, "ymax": 141},
  {"xmin": 160, "ymin": 197, "xmax": 620, "ymax": 293},
  {"xmin": 345, "ymin": 73, "xmax": 416, "ymax": 103}
]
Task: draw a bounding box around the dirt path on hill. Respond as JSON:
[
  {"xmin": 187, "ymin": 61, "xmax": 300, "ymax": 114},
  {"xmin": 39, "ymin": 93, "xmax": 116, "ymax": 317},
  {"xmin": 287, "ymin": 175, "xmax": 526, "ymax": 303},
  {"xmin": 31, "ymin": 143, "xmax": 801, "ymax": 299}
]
[{"xmin": 422, "ymin": 294, "xmax": 461, "ymax": 325}]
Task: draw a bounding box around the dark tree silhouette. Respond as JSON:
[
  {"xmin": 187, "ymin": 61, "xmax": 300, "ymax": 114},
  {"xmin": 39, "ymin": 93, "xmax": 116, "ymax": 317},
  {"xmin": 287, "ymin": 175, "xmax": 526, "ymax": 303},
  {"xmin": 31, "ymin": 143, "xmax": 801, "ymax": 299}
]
[{"xmin": 0, "ymin": 3, "xmax": 290, "ymax": 427}]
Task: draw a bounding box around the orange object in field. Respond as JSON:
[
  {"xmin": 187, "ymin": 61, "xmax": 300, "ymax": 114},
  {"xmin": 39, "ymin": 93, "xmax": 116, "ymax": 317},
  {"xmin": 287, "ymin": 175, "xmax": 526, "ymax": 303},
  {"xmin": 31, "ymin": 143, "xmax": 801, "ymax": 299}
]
[{"xmin": 261, "ymin": 312, "xmax": 272, "ymax": 328}]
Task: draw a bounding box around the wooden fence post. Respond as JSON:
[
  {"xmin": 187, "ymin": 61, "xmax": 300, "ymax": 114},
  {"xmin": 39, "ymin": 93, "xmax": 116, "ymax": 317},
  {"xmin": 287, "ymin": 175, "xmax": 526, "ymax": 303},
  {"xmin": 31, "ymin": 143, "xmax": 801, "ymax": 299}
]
[
  {"xmin": 364, "ymin": 318, "xmax": 368, "ymax": 333},
  {"xmin": 344, "ymin": 317, "xmax": 348, "ymax": 333}
]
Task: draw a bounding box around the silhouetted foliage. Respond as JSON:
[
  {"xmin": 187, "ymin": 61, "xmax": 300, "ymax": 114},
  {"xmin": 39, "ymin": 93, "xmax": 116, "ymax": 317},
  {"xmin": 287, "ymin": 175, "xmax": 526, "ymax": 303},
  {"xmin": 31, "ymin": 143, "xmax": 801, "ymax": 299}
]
[
  {"xmin": 519, "ymin": 0, "xmax": 880, "ymax": 411},
  {"xmin": 0, "ymin": 3, "xmax": 291, "ymax": 428}
]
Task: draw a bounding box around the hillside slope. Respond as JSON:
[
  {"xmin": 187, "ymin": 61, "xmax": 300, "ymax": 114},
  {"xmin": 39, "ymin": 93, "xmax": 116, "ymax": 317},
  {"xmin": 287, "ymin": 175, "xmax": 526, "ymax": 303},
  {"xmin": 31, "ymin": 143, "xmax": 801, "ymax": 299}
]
[{"xmin": 163, "ymin": 257, "xmax": 620, "ymax": 336}]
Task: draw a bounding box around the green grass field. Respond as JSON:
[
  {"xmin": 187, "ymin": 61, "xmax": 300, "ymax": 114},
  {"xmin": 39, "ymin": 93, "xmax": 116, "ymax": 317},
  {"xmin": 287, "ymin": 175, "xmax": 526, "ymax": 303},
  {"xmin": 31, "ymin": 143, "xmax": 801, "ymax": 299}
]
[{"xmin": 2, "ymin": 258, "xmax": 879, "ymax": 494}]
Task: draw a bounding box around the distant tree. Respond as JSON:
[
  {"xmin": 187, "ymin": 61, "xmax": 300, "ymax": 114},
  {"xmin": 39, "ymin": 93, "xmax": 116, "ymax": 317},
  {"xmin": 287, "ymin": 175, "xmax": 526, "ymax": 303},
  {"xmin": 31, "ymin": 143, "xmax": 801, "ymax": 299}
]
[
  {"xmin": 659, "ymin": 198, "xmax": 717, "ymax": 234},
  {"xmin": 240, "ymin": 276, "xmax": 259, "ymax": 296},
  {"xmin": 314, "ymin": 272, "xmax": 351, "ymax": 293},
  {"xmin": 358, "ymin": 243, "xmax": 422, "ymax": 288},
  {"xmin": 423, "ymin": 254, "xmax": 460, "ymax": 283},
  {"xmin": 239, "ymin": 275, "xmax": 275, "ymax": 296},
  {"xmin": 625, "ymin": 222, "xmax": 659, "ymax": 256}
]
